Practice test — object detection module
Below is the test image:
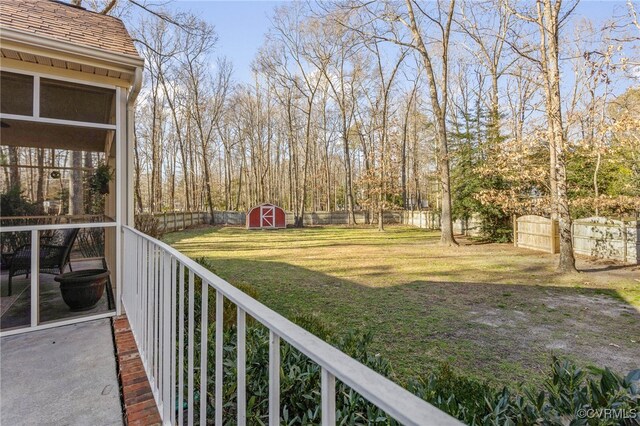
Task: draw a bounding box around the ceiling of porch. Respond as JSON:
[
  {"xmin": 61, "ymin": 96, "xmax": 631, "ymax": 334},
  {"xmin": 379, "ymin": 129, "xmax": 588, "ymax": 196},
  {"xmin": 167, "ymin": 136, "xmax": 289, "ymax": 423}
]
[{"xmin": 1, "ymin": 119, "xmax": 113, "ymax": 152}]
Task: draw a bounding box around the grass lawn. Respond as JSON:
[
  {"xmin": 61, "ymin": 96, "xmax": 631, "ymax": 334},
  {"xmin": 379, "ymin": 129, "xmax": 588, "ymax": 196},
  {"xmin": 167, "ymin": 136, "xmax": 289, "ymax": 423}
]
[{"xmin": 164, "ymin": 225, "xmax": 640, "ymax": 387}]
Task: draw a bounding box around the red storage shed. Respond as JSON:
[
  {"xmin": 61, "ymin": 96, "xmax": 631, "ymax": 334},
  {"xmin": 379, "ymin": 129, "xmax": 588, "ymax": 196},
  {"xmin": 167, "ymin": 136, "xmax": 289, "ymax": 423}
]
[{"xmin": 246, "ymin": 203, "xmax": 286, "ymax": 229}]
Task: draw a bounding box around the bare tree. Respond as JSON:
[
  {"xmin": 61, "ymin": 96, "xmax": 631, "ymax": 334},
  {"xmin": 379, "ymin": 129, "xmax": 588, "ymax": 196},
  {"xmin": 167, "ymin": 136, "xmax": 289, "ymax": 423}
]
[
  {"xmin": 506, "ymin": 0, "xmax": 579, "ymax": 272},
  {"xmin": 337, "ymin": 0, "xmax": 459, "ymax": 244}
]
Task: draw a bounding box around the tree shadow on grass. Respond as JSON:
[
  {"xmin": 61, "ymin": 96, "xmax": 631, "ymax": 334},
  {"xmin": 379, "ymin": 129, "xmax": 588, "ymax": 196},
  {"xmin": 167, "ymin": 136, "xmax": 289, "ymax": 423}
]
[{"xmin": 578, "ymin": 263, "xmax": 638, "ymax": 273}]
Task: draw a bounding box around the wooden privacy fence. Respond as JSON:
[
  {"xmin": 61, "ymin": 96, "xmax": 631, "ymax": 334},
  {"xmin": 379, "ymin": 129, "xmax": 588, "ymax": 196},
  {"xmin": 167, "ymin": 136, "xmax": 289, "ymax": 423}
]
[
  {"xmin": 514, "ymin": 215, "xmax": 639, "ymax": 264},
  {"xmin": 453, "ymin": 214, "xmax": 482, "ymax": 237},
  {"xmin": 513, "ymin": 215, "xmax": 560, "ymax": 254},
  {"xmin": 572, "ymin": 217, "xmax": 638, "ymax": 264},
  {"xmin": 285, "ymin": 211, "xmax": 366, "ymax": 226},
  {"xmin": 284, "ymin": 211, "xmax": 407, "ymax": 226},
  {"xmin": 139, "ymin": 210, "xmax": 477, "ymax": 233},
  {"xmin": 141, "ymin": 211, "xmax": 210, "ymax": 233},
  {"xmin": 140, "ymin": 210, "xmax": 437, "ymax": 230},
  {"xmin": 149, "ymin": 211, "xmax": 247, "ymax": 232},
  {"xmin": 212, "ymin": 210, "xmax": 246, "ymax": 226},
  {"xmin": 400, "ymin": 210, "xmax": 441, "ymax": 230}
]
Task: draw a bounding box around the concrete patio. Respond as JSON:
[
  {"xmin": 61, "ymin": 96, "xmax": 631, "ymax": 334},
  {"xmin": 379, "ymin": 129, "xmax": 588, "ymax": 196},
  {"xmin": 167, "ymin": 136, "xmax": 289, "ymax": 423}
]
[{"xmin": 0, "ymin": 318, "xmax": 123, "ymax": 425}]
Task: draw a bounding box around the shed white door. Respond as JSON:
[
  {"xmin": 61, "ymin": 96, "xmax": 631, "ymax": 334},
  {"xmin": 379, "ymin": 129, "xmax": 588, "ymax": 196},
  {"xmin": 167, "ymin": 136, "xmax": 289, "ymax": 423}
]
[{"xmin": 260, "ymin": 205, "xmax": 275, "ymax": 228}]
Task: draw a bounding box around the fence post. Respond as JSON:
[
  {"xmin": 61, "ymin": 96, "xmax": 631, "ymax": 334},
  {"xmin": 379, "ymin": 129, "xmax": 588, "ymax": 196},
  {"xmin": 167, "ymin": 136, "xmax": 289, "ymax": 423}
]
[
  {"xmin": 550, "ymin": 219, "xmax": 558, "ymax": 254},
  {"xmin": 512, "ymin": 215, "xmax": 517, "ymax": 247},
  {"xmin": 622, "ymin": 220, "xmax": 628, "ymax": 264}
]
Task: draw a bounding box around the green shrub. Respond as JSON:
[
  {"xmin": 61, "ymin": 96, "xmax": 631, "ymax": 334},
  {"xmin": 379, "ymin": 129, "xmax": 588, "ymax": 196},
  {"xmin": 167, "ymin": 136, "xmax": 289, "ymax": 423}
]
[
  {"xmin": 289, "ymin": 312, "xmax": 334, "ymax": 341},
  {"xmin": 135, "ymin": 214, "xmax": 163, "ymax": 239},
  {"xmin": 407, "ymin": 363, "xmax": 492, "ymax": 422},
  {"xmin": 0, "ymin": 186, "xmax": 38, "ymax": 217},
  {"xmin": 185, "ymin": 323, "xmax": 396, "ymax": 425},
  {"xmin": 0, "ymin": 187, "xmax": 39, "ymax": 261},
  {"xmin": 409, "ymin": 359, "xmax": 640, "ymax": 425}
]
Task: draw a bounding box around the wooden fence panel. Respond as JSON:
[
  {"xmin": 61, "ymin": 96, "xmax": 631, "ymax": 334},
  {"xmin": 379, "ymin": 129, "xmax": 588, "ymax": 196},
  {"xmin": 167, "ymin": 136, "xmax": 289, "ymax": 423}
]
[
  {"xmin": 514, "ymin": 215, "xmax": 559, "ymax": 254},
  {"xmin": 514, "ymin": 215, "xmax": 637, "ymax": 264},
  {"xmin": 142, "ymin": 212, "xmax": 210, "ymax": 233},
  {"xmin": 400, "ymin": 211, "xmax": 441, "ymax": 230},
  {"xmin": 213, "ymin": 211, "xmax": 245, "ymax": 225},
  {"xmin": 573, "ymin": 217, "xmax": 639, "ymax": 264},
  {"xmin": 452, "ymin": 214, "xmax": 482, "ymax": 236}
]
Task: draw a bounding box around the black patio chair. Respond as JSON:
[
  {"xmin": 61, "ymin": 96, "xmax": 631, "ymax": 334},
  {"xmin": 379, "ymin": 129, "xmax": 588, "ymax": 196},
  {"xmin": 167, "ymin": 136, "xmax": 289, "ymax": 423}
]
[{"xmin": 6, "ymin": 228, "xmax": 79, "ymax": 296}]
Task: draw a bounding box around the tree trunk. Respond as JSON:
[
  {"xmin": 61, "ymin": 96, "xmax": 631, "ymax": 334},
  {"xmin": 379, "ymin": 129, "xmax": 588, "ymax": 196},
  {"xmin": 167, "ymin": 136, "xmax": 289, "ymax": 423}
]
[
  {"xmin": 36, "ymin": 148, "xmax": 45, "ymax": 214},
  {"xmin": 593, "ymin": 151, "xmax": 601, "ymax": 216},
  {"xmin": 344, "ymin": 131, "xmax": 356, "ymax": 225},
  {"xmin": 8, "ymin": 146, "xmax": 20, "ymax": 191},
  {"xmin": 405, "ymin": 0, "xmax": 457, "ymax": 246},
  {"xmin": 70, "ymin": 150, "xmax": 84, "ymax": 215},
  {"xmin": 541, "ymin": 0, "xmax": 576, "ymax": 272}
]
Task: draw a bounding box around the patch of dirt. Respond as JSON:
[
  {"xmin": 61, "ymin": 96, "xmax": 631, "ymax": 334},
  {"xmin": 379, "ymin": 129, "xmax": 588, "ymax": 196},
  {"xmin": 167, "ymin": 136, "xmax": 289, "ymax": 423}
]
[
  {"xmin": 470, "ymin": 308, "xmax": 529, "ymax": 328},
  {"xmin": 456, "ymin": 289, "xmax": 640, "ymax": 377},
  {"xmin": 540, "ymin": 294, "xmax": 637, "ymax": 318}
]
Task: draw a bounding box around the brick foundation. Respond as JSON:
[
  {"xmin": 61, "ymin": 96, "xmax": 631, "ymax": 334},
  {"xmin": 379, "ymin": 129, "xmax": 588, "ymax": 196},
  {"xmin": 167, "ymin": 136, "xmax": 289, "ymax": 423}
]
[{"xmin": 113, "ymin": 316, "xmax": 162, "ymax": 426}]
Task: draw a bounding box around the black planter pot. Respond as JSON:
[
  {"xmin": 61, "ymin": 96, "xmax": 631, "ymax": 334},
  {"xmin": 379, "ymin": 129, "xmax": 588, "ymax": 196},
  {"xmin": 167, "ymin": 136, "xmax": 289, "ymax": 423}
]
[{"xmin": 55, "ymin": 269, "xmax": 109, "ymax": 312}]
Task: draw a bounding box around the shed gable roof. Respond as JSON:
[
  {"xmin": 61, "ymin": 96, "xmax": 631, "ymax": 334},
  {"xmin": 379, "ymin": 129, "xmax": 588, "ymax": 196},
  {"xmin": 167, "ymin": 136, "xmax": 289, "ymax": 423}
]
[
  {"xmin": 249, "ymin": 203, "xmax": 283, "ymax": 210},
  {"xmin": 0, "ymin": 0, "xmax": 140, "ymax": 58}
]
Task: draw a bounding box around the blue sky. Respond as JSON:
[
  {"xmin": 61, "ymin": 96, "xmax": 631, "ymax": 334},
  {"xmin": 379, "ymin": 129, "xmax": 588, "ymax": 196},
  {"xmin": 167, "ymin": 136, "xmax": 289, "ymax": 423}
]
[
  {"xmin": 171, "ymin": 1, "xmax": 280, "ymax": 83},
  {"xmin": 168, "ymin": 1, "xmax": 632, "ymax": 85}
]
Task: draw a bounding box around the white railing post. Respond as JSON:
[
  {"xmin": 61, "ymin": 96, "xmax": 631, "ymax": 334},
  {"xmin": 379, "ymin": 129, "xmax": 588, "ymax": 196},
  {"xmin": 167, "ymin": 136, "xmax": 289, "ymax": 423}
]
[
  {"xmin": 178, "ymin": 263, "xmax": 185, "ymax": 426},
  {"xmin": 237, "ymin": 308, "xmax": 246, "ymax": 426},
  {"xmin": 137, "ymin": 235, "xmax": 143, "ymax": 336},
  {"xmin": 163, "ymin": 251, "xmax": 171, "ymax": 421},
  {"xmin": 170, "ymin": 256, "xmax": 177, "ymax": 425},
  {"xmin": 152, "ymin": 247, "xmax": 160, "ymax": 388},
  {"xmin": 187, "ymin": 270, "xmax": 195, "ymax": 426},
  {"xmin": 146, "ymin": 240, "xmax": 153, "ymax": 372},
  {"xmin": 142, "ymin": 238, "xmax": 148, "ymax": 361},
  {"xmin": 157, "ymin": 248, "xmax": 164, "ymax": 401},
  {"xmin": 215, "ymin": 291, "xmax": 223, "ymax": 426},
  {"xmin": 125, "ymin": 230, "xmax": 132, "ymax": 323},
  {"xmin": 30, "ymin": 229, "xmax": 39, "ymax": 327},
  {"xmin": 200, "ymin": 279, "xmax": 208, "ymax": 426},
  {"xmin": 133, "ymin": 232, "xmax": 140, "ymax": 332},
  {"xmin": 269, "ymin": 331, "xmax": 280, "ymax": 426},
  {"xmin": 321, "ymin": 368, "xmax": 336, "ymax": 426}
]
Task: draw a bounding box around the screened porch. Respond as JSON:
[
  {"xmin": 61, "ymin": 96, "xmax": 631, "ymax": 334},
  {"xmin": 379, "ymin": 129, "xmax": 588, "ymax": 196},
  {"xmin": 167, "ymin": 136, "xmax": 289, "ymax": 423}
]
[{"xmin": 0, "ymin": 69, "xmax": 128, "ymax": 335}]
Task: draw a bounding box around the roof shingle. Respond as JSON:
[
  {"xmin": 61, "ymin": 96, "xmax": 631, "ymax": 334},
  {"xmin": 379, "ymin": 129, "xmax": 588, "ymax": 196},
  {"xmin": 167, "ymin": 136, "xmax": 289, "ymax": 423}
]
[{"xmin": 0, "ymin": 0, "xmax": 140, "ymax": 58}]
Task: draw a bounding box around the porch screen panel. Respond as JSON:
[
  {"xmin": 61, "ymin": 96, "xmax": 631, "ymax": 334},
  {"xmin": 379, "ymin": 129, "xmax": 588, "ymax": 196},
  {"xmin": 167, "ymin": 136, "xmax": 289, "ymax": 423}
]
[
  {"xmin": 40, "ymin": 79, "xmax": 115, "ymax": 124},
  {"xmin": 0, "ymin": 72, "xmax": 33, "ymax": 116}
]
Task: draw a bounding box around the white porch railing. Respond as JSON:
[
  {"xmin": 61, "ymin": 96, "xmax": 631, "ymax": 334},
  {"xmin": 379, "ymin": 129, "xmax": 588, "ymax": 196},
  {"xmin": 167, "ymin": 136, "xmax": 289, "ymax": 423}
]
[{"xmin": 122, "ymin": 225, "xmax": 462, "ymax": 426}]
